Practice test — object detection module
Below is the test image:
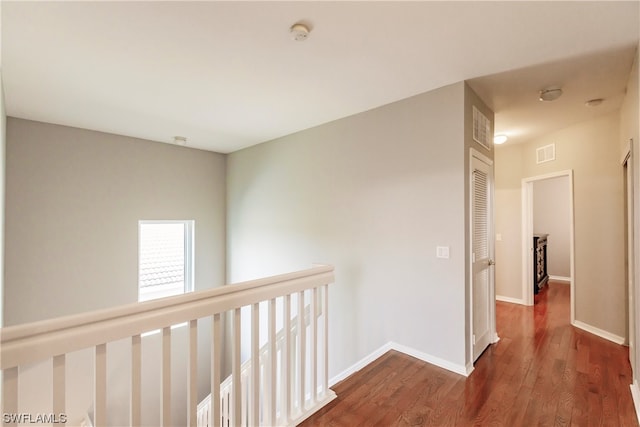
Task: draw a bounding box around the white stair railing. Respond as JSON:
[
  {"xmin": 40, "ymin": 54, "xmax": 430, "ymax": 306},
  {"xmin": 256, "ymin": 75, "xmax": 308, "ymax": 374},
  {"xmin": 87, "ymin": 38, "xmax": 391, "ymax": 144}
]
[
  {"xmin": 1, "ymin": 265, "xmax": 336, "ymax": 427},
  {"xmin": 196, "ymin": 304, "xmax": 316, "ymax": 426}
]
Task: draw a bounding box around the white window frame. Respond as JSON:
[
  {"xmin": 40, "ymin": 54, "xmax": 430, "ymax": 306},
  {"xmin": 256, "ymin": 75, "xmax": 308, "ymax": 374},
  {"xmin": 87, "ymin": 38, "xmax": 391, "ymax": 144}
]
[{"xmin": 138, "ymin": 219, "xmax": 195, "ymax": 302}]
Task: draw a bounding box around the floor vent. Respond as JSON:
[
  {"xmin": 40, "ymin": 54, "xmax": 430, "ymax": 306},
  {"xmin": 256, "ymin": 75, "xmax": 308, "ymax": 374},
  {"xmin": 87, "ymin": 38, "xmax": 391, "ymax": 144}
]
[{"xmin": 536, "ymin": 143, "xmax": 555, "ymax": 164}]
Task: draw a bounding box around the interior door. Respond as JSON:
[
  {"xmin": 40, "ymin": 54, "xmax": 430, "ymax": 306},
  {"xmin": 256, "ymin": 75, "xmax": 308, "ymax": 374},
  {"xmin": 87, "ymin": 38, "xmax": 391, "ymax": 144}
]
[{"xmin": 472, "ymin": 154, "xmax": 495, "ymax": 361}]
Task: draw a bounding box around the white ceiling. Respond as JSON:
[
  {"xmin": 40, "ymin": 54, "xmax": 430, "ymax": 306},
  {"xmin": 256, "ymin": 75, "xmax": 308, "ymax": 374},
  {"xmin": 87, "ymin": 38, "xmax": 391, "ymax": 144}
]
[{"xmin": 2, "ymin": 1, "xmax": 639, "ymax": 153}]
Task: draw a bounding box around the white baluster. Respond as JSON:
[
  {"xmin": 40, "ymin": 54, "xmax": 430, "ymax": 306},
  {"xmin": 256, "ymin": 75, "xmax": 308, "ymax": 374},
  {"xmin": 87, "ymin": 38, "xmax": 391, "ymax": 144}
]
[
  {"xmin": 131, "ymin": 335, "xmax": 141, "ymax": 427},
  {"xmin": 298, "ymin": 291, "xmax": 306, "ymax": 413},
  {"xmin": 94, "ymin": 344, "xmax": 107, "ymax": 427},
  {"xmin": 211, "ymin": 313, "xmax": 221, "ymax": 427},
  {"xmin": 268, "ymin": 298, "xmax": 276, "ymax": 426},
  {"xmin": 241, "ymin": 367, "xmax": 248, "ymax": 426},
  {"xmin": 283, "ymin": 294, "xmax": 291, "ymax": 423},
  {"xmin": 232, "ymin": 308, "xmax": 242, "ymax": 426},
  {"xmin": 310, "ymin": 287, "xmax": 317, "ymax": 404},
  {"xmin": 251, "ymin": 303, "xmax": 260, "ymax": 426},
  {"xmin": 161, "ymin": 327, "xmax": 171, "ymax": 426},
  {"xmin": 2, "ymin": 366, "xmax": 18, "ymax": 426},
  {"xmin": 188, "ymin": 319, "xmax": 198, "ymax": 427},
  {"xmin": 323, "ymin": 284, "xmax": 329, "ymax": 397},
  {"xmin": 52, "ymin": 354, "xmax": 66, "ymax": 424}
]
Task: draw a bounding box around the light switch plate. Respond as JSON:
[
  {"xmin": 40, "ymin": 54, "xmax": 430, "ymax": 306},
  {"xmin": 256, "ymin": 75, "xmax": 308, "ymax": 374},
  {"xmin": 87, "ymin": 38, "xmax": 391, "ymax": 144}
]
[
  {"xmin": 436, "ymin": 246, "xmax": 450, "ymax": 259},
  {"xmin": 496, "ymin": 234, "xmax": 502, "ymax": 241}
]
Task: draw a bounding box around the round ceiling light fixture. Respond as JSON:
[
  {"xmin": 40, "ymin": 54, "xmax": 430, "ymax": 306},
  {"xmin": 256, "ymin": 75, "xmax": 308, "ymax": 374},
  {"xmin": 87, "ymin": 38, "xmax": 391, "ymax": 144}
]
[
  {"xmin": 585, "ymin": 98, "xmax": 604, "ymax": 107},
  {"xmin": 290, "ymin": 23, "xmax": 311, "ymax": 41},
  {"xmin": 494, "ymin": 134, "xmax": 508, "ymax": 145},
  {"xmin": 539, "ymin": 88, "xmax": 563, "ymax": 102}
]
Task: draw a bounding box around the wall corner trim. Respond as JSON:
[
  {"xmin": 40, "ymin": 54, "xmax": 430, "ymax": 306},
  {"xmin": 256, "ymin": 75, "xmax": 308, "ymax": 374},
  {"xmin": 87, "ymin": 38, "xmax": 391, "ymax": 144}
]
[
  {"xmin": 572, "ymin": 320, "xmax": 625, "ymax": 345},
  {"xmin": 630, "ymin": 380, "xmax": 640, "ymax": 425},
  {"xmin": 328, "ymin": 341, "xmax": 469, "ymax": 387},
  {"xmin": 496, "ymin": 295, "xmax": 526, "ymax": 305}
]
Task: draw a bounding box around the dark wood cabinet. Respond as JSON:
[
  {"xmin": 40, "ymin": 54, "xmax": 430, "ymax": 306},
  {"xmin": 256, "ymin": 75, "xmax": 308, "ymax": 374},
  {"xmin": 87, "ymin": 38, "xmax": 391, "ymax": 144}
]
[{"xmin": 533, "ymin": 234, "xmax": 549, "ymax": 294}]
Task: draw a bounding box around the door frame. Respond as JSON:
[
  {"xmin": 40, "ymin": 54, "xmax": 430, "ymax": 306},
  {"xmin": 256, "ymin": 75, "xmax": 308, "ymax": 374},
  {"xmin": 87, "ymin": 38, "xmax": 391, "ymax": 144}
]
[
  {"xmin": 521, "ymin": 170, "xmax": 575, "ymax": 321},
  {"xmin": 622, "ymin": 140, "xmax": 635, "ymax": 372},
  {"xmin": 469, "ymin": 148, "xmax": 498, "ymax": 364}
]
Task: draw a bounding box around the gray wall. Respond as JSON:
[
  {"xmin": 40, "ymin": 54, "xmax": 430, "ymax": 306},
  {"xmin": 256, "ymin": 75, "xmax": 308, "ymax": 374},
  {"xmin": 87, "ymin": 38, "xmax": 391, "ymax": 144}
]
[
  {"xmin": 495, "ymin": 111, "xmax": 626, "ymax": 338},
  {"xmin": 5, "ymin": 118, "xmax": 226, "ymax": 325},
  {"xmin": 533, "ymin": 176, "xmax": 571, "ymax": 279},
  {"xmin": 4, "ymin": 118, "xmax": 227, "ymax": 425},
  {"xmin": 227, "ymin": 82, "xmax": 475, "ymax": 376}
]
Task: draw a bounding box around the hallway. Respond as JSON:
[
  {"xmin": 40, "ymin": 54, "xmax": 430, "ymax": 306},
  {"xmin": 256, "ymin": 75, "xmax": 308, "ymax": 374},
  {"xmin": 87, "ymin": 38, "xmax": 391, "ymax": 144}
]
[{"xmin": 301, "ymin": 282, "xmax": 638, "ymax": 426}]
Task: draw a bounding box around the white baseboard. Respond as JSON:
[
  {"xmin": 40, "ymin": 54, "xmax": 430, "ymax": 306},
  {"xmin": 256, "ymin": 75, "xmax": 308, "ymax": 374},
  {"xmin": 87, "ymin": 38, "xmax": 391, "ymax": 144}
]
[
  {"xmin": 631, "ymin": 381, "xmax": 640, "ymax": 425},
  {"xmin": 329, "ymin": 342, "xmax": 393, "ymax": 386},
  {"xmin": 496, "ymin": 295, "xmax": 525, "ymax": 305},
  {"xmin": 549, "ymin": 275, "xmax": 571, "ymax": 283},
  {"xmin": 572, "ymin": 320, "xmax": 625, "ymax": 345},
  {"xmin": 389, "ymin": 342, "xmax": 471, "ymax": 376},
  {"xmin": 328, "ymin": 341, "xmax": 470, "ymax": 387},
  {"xmin": 492, "ymin": 332, "xmax": 501, "ymax": 344}
]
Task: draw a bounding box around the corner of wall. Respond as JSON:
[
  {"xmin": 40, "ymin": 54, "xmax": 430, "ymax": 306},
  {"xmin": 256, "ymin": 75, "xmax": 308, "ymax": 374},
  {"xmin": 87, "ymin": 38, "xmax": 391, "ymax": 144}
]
[{"xmin": 0, "ymin": 69, "xmax": 5, "ymax": 329}]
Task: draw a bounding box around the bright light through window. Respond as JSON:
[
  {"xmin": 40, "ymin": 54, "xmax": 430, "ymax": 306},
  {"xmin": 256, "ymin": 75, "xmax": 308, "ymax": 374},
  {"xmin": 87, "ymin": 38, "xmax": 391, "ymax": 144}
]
[{"xmin": 138, "ymin": 221, "xmax": 194, "ymax": 302}]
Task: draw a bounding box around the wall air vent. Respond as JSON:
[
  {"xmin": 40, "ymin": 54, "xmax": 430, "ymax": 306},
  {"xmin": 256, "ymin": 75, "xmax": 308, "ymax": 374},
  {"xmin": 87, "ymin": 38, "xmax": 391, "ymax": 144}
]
[
  {"xmin": 472, "ymin": 106, "xmax": 492, "ymax": 150},
  {"xmin": 536, "ymin": 143, "xmax": 556, "ymax": 164}
]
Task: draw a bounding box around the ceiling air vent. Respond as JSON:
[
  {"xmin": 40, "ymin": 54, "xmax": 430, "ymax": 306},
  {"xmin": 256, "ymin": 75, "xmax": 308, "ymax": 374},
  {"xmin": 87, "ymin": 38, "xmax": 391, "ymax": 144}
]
[
  {"xmin": 536, "ymin": 143, "xmax": 556, "ymax": 164},
  {"xmin": 473, "ymin": 106, "xmax": 491, "ymax": 150}
]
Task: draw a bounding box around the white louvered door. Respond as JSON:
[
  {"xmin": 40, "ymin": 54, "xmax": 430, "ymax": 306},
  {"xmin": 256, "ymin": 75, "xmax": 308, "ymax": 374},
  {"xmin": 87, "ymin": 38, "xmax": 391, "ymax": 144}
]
[{"xmin": 472, "ymin": 154, "xmax": 494, "ymax": 361}]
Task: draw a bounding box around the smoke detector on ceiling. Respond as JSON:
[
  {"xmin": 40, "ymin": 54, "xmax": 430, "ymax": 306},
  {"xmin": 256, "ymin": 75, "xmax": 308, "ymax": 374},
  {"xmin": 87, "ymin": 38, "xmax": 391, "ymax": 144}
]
[
  {"xmin": 539, "ymin": 88, "xmax": 563, "ymax": 102},
  {"xmin": 290, "ymin": 23, "xmax": 311, "ymax": 41}
]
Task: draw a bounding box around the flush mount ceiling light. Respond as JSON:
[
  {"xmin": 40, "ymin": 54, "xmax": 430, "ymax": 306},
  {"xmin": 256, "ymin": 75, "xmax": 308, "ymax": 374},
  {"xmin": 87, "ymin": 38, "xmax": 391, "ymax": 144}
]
[
  {"xmin": 539, "ymin": 88, "xmax": 563, "ymax": 102},
  {"xmin": 493, "ymin": 134, "xmax": 508, "ymax": 145},
  {"xmin": 173, "ymin": 136, "xmax": 187, "ymax": 146},
  {"xmin": 290, "ymin": 22, "xmax": 311, "ymax": 41},
  {"xmin": 585, "ymin": 98, "xmax": 604, "ymax": 107}
]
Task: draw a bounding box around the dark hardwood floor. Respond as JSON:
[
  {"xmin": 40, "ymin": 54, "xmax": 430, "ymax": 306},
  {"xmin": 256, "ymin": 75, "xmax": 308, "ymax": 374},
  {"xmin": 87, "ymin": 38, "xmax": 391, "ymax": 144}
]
[{"xmin": 301, "ymin": 282, "xmax": 638, "ymax": 426}]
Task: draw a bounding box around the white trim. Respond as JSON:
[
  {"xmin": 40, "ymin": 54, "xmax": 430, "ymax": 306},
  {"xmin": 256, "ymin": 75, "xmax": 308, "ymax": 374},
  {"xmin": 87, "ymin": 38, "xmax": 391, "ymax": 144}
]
[
  {"xmin": 496, "ymin": 295, "xmax": 525, "ymax": 305},
  {"xmin": 549, "ymin": 275, "xmax": 571, "ymax": 283},
  {"xmin": 630, "ymin": 380, "xmax": 640, "ymax": 425},
  {"xmin": 521, "ymin": 170, "xmax": 575, "ymax": 324},
  {"xmin": 521, "ymin": 181, "xmax": 533, "ymax": 306},
  {"xmin": 469, "ymin": 148, "xmax": 496, "ymax": 367},
  {"xmin": 328, "ymin": 341, "xmax": 471, "ymax": 387},
  {"xmin": 572, "ymin": 320, "xmax": 625, "ymax": 345},
  {"xmin": 328, "ymin": 342, "xmax": 393, "ymax": 386},
  {"xmin": 471, "ymin": 147, "xmax": 494, "ymax": 166},
  {"xmin": 390, "ymin": 342, "xmax": 471, "ymax": 377}
]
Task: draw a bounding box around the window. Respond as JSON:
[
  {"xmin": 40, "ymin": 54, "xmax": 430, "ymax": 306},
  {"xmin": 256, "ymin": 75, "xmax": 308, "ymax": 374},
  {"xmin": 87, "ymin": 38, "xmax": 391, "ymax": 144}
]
[{"xmin": 138, "ymin": 220, "xmax": 194, "ymax": 302}]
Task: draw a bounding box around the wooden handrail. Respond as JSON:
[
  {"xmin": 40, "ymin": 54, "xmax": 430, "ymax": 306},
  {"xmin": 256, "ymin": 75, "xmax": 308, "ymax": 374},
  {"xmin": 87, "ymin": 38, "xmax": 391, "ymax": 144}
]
[{"xmin": 1, "ymin": 265, "xmax": 334, "ymax": 369}]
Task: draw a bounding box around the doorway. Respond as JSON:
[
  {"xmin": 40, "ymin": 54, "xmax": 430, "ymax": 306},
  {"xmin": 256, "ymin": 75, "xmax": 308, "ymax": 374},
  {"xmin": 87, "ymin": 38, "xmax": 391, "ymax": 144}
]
[
  {"xmin": 471, "ymin": 149, "xmax": 497, "ymax": 361},
  {"xmin": 521, "ymin": 171, "xmax": 575, "ymax": 319}
]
